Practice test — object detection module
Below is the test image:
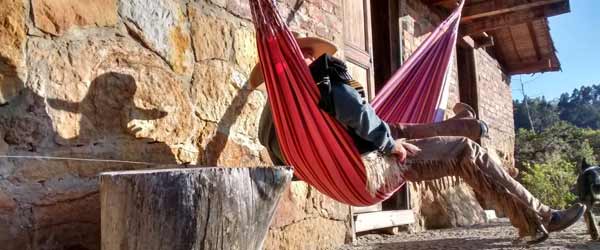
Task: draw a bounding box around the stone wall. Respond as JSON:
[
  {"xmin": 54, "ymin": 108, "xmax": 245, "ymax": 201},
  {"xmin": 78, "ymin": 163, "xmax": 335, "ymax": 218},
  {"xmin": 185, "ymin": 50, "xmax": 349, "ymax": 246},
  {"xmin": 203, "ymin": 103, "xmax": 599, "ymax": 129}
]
[
  {"xmin": 475, "ymin": 49, "xmax": 516, "ymax": 171},
  {"xmin": 400, "ymin": 0, "xmax": 487, "ymax": 230},
  {"xmin": 0, "ymin": 0, "xmax": 349, "ymax": 249},
  {"xmin": 0, "ymin": 0, "xmax": 519, "ymax": 249}
]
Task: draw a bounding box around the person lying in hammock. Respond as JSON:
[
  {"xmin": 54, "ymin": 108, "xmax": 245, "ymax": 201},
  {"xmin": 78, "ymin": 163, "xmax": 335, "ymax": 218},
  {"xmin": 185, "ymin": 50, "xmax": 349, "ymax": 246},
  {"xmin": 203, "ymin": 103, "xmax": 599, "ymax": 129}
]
[{"xmin": 249, "ymin": 35, "xmax": 585, "ymax": 242}]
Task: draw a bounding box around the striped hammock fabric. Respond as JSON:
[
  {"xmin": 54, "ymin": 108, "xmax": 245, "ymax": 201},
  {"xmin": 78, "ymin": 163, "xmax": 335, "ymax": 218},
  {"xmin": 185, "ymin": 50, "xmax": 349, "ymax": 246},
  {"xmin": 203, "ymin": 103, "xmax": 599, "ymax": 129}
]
[{"xmin": 250, "ymin": 0, "xmax": 465, "ymax": 206}]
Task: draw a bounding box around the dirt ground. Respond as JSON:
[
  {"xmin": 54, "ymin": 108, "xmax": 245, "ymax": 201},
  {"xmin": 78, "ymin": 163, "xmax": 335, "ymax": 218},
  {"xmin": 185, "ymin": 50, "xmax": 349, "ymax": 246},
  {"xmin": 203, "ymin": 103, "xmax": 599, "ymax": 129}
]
[{"xmin": 338, "ymin": 219, "xmax": 600, "ymax": 250}]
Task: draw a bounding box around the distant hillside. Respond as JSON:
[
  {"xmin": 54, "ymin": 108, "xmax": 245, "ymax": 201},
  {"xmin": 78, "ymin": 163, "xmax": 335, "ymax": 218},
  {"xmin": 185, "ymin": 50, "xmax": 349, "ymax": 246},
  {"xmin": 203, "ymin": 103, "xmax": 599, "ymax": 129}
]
[{"xmin": 514, "ymin": 84, "xmax": 600, "ymax": 132}]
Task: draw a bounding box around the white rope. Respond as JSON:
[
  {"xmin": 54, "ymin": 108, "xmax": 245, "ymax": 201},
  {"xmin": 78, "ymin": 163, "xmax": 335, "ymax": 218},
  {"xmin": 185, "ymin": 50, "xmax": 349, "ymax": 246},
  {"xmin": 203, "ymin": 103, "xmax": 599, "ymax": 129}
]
[{"xmin": 0, "ymin": 155, "xmax": 160, "ymax": 165}]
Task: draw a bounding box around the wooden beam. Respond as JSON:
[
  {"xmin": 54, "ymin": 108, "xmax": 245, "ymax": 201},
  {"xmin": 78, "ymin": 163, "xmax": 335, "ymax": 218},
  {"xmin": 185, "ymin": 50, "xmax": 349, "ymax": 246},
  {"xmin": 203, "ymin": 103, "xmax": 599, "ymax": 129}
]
[
  {"xmin": 426, "ymin": 0, "xmax": 457, "ymax": 6},
  {"xmin": 507, "ymin": 58, "xmax": 557, "ymax": 75},
  {"xmin": 462, "ymin": 0, "xmax": 566, "ymax": 22},
  {"xmin": 461, "ymin": 35, "xmax": 476, "ymax": 48},
  {"xmin": 461, "ymin": 1, "xmax": 570, "ymax": 36},
  {"xmin": 491, "ymin": 32, "xmax": 509, "ymax": 67},
  {"xmin": 474, "ymin": 34, "xmax": 494, "ymax": 49},
  {"xmin": 527, "ymin": 22, "xmax": 542, "ymax": 60},
  {"xmin": 352, "ymin": 203, "xmax": 383, "ymax": 214},
  {"xmin": 354, "ymin": 210, "xmax": 415, "ymax": 233},
  {"xmin": 508, "ymin": 26, "xmax": 522, "ymax": 62}
]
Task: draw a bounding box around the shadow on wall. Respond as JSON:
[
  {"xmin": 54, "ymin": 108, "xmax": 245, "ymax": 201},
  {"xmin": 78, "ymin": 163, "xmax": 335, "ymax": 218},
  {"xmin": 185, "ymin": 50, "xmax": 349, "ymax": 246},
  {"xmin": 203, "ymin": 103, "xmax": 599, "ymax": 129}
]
[
  {"xmin": 47, "ymin": 72, "xmax": 168, "ymax": 146},
  {"xmin": 0, "ymin": 55, "xmax": 53, "ymax": 151},
  {"xmin": 0, "ymin": 55, "xmax": 24, "ymax": 105},
  {"xmin": 202, "ymin": 83, "xmax": 254, "ymax": 166},
  {"xmin": 0, "ymin": 71, "xmax": 180, "ymax": 249}
]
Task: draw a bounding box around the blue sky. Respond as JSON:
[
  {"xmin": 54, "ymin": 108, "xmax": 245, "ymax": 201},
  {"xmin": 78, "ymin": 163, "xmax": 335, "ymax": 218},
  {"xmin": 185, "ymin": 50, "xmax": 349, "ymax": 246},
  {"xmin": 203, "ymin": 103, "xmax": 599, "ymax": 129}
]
[{"xmin": 511, "ymin": 0, "xmax": 600, "ymax": 101}]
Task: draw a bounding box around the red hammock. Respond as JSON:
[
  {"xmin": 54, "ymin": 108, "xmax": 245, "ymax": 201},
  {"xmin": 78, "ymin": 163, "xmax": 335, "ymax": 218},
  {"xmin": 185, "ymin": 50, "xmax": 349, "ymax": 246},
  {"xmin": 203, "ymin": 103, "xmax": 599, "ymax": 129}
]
[{"xmin": 250, "ymin": 0, "xmax": 464, "ymax": 206}]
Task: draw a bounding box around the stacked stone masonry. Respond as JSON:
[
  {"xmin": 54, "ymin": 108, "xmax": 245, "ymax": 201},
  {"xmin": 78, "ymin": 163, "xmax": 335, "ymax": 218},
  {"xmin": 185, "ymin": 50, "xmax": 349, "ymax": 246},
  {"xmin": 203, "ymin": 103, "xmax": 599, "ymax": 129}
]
[
  {"xmin": 0, "ymin": 0, "xmax": 517, "ymax": 249},
  {"xmin": 400, "ymin": 0, "xmax": 488, "ymax": 231}
]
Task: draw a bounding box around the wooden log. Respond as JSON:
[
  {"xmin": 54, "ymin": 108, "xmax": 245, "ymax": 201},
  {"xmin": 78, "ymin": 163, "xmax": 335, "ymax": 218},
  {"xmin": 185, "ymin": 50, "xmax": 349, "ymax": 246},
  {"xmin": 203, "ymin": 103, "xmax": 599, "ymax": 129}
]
[{"xmin": 100, "ymin": 166, "xmax": 293, "ymax": 250}]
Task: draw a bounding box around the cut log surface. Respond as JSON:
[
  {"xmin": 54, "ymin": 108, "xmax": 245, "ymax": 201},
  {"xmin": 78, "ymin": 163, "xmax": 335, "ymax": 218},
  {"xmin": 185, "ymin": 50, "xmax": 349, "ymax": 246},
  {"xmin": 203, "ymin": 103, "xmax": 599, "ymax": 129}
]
[{"xmin": 100, "ymin": 166, "xmax": 293, "ymax": 250}]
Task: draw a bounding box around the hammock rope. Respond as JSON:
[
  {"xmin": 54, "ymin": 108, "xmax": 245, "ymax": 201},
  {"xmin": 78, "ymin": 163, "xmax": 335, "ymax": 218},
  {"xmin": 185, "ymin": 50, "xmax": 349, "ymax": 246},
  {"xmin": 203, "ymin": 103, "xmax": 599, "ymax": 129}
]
[{"xmin": 250, "ymin": 0, "xmax": 465, "ymax": 206}]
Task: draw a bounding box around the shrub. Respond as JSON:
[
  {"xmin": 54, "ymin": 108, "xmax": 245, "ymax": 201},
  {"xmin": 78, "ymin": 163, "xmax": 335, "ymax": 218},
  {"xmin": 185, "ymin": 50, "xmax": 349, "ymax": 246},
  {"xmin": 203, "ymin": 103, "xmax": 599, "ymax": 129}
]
[
  {"xmin": 520, "ymin": 158, "xmax": 577, "ymax": 209},
  {"xmin": 515, "ymin": 122, "xmax": 600, "ymax": 208}
]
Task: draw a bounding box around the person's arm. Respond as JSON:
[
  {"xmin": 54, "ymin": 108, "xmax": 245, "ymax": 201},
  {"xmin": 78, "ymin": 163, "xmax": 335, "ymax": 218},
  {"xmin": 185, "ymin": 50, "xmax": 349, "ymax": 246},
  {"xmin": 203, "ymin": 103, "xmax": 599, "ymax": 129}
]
[{"xmin": 331, "ymin": 84, "xmax": 396, "ymax": 154}]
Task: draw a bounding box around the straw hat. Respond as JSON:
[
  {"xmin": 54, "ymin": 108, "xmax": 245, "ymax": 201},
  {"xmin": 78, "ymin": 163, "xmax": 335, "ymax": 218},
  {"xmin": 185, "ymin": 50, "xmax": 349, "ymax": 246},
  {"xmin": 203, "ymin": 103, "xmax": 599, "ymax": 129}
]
[{"xmin": 249, "ymin": 34, "xmax": 338, "ymax": 90}]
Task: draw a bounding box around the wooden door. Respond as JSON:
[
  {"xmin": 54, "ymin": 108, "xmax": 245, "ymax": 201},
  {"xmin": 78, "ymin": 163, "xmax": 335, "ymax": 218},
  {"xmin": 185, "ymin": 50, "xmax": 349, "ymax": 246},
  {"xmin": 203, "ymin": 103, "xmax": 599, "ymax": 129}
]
[
  {"xmin": 457, "ymin": 43, "xmax": 479, "ymax": 116},
  {"xmin": 457, "ymin": 42, "xmax": 480, "ymax": 143},
  {"xmin": 344, "ymin": 0, "xmax": 375, "ymax": 100},
  {"xmin": 371, "ymin": 0, "xmax": 402, "ymax": 94}
]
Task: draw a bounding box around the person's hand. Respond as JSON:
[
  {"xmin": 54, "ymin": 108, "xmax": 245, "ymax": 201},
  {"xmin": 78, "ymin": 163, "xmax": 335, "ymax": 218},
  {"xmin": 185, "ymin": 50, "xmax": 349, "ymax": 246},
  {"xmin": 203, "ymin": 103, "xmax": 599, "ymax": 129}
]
[{"xmin": 390, "ymin": 139, "xmax": 421, "ymax": 162}]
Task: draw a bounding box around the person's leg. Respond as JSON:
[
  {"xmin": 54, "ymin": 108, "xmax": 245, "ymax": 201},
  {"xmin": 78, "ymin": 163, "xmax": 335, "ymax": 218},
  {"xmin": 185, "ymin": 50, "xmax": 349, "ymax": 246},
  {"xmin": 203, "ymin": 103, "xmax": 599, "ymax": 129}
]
[
  {"xmin": 389, "ymin": 119, "xmax": 486, "ymax": 141},
  {"xmin": 399, "ymin": 136, "xmax": 552, "ymax": 238},
  {"xmin": 389, "ymin": 103, "xmax": 488, "ymax": 141}
]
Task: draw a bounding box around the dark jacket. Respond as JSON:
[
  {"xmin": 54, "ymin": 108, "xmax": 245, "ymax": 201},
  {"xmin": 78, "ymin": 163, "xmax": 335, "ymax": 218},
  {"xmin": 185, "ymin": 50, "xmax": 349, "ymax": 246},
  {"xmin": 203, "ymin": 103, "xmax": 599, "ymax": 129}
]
[{"xmin": 258, "ymin": 54, "xmax": 396, "ymax": 164}]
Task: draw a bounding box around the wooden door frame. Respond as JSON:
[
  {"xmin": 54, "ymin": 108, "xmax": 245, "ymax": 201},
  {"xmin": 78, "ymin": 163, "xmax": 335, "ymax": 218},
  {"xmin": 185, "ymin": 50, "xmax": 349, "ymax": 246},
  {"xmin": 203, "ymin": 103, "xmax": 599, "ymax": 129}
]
[
  {"xmin": 371, "ymin": 0, "xmax": 403, "ymax": 94},
  {"xmin": 456, "ymin": 40, "xmax": 480, "ymax": 117},
  {"xmin": 343, "ymin": 0, "xmax": 376, "ymax": 100}
]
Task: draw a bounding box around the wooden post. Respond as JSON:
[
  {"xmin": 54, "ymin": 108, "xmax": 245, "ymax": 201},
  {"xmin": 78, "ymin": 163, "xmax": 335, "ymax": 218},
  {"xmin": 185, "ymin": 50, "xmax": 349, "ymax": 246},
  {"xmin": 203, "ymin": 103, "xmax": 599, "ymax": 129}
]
[{"xmin": 100, "ymin": 166, "xmax": 292, "ymax": 250}]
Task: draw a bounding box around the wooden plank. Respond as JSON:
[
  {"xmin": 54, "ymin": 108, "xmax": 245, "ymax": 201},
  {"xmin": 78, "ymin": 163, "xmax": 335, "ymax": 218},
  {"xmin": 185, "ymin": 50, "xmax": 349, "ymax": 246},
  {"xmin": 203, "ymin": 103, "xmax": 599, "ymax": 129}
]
[
  {"xmin": 352, "ymin": 203, "xmax": 383, "ymax": 214},
  {"xmin": 462, "ymin": 0, "xmax": 565, "ymax": 22},
  {"xmin": 344, "ymin": 0, "xmax": 367, "ymax": 51},
  {"xmin": 349, "ymin": 207, "xmax": 357, "ymax": 244},
  {"xmin": 508, "ymin": 26, "xmax": 522, "ymax": 62},
  {"xmin": 354, "ymin": 210, "xmax": 415, "ymax": 233},
  {"xmin": 507, "ymin": 58, "xmax": 556, "ymax": 75},
  {"xmin": 484, "ymin": 210, "xmax": 498, "ymax": 221},
  {"xmin": 461, "ymin": 1, "xmax": 570, "ymax": 35},
  {"xmin": 527, "ymin": 22, "xmax": 542, "ymax": 60}
]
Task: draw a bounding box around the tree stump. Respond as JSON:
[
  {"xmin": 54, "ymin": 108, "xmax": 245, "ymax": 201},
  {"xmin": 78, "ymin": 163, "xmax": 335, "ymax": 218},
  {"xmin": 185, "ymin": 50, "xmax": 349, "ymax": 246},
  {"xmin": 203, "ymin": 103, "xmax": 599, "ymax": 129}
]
[{"xmin": 100, "ymin": 166, "xmax": 292, "ymax": 250}]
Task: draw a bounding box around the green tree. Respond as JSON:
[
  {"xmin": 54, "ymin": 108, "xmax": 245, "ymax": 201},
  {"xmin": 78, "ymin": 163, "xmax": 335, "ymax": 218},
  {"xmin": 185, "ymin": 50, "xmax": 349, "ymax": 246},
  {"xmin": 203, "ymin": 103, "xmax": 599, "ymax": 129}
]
[
  {"xmin": 514, "ymin": 97, "xmax": 560, "ymax": 132},
  {"xmin": 515, "ymin": 122, "xmax": 596, "ymax": 168},
  {"xmin": 557, "ymin": 84, "xmax": 600, "ymax": 129}
]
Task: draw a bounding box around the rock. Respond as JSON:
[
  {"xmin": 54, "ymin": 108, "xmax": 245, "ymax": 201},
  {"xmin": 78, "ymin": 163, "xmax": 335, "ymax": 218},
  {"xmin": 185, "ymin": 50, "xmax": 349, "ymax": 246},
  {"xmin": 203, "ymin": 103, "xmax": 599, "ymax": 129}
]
[
  {"xmin": 0, "ymin": 190, "xmax": 16, "ymax": 212},
  {"xmin": 31, "ymin": 0, "xmax": 118, "ymax": 36},
  {"xmin": 410, "ymin": 177, "xmax": 486, "ymax": 230},
  {"xmin": 0, "ymin": 89, "xmax": 56, "ymax": 150},
  {"xmin": 227, "ymin": 0, "xmax": 252, "ymax": 20},
  {"xmin": 0, "ymin": 38, "xmax": 202, "ymax": 250},
  {"xmin": 265, "ymin": 217, "xmax": 348, "ymax": 250},
  {"xmin": 202, "ymin": 130, "xmax": 266, "ymax": 166},
  {"xmin": 209, "ymin": 0, "xmax": 227, "ymax": 8},
  {"xmin": 0, "ymin": 0, "xmax": 26, "ymax": 104},
  {"xmin": 27, "ymin": 34, "xmax": 197, "ymax": 149},
  {"xmin": 191, "ymin": 59, "xmax": 267, "ymax": 166},
  {"xmin": 32, "ymin": 193, "xmax": 100, "ymax": 250},
  {"xmin": 119, "ymin": 0, "xmax": 193, "ymax": 74},
  {"xmin": 189, "ymin": 6, "xmax": 233, "ymax": 61},
  {"xmin": 191, "ymin": 60, "xmax": 266, "ymax": 136},
  {"xmin": 265, "ymin": 181, "xmax": 350, "ymax": 250},
  {"xmin": 233, "ymin": 25, "xmax": 259, "ymax": 73}
]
